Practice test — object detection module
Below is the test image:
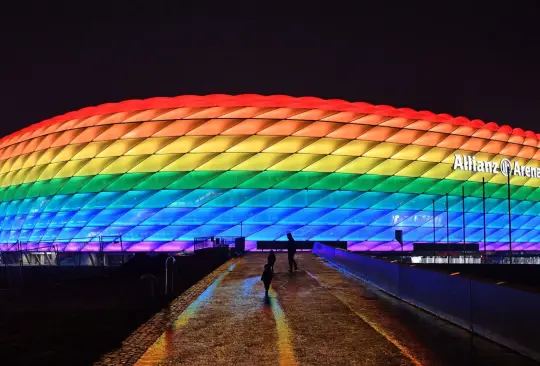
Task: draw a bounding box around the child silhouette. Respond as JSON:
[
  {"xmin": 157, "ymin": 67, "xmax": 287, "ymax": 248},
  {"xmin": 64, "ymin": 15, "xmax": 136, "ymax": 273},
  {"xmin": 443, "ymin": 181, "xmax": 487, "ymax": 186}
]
[
  {"xmin": 261, "ymin": 262, "xmax": 273, "ymax": 299},
  {"xmin": 268, "ymin": 249, "xmax": 276, "ymax": 272}
]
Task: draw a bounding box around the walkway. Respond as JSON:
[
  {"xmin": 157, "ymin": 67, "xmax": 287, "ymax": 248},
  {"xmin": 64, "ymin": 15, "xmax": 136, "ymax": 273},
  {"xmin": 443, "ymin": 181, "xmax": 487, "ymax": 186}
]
[{"xmin": 119, "ymin": 253, "xmax": 536, "ymax": 365}]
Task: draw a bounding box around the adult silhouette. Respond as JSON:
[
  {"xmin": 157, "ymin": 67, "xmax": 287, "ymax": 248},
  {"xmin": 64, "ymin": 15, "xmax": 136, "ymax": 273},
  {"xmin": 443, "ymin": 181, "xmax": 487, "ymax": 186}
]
[
  {"xmin": 286, "ymin": 232, "xmax": 298, "ymax": 272},
  {"xmin": 261, "ymin": 263, "xmax": 273, "ymax": 299}
]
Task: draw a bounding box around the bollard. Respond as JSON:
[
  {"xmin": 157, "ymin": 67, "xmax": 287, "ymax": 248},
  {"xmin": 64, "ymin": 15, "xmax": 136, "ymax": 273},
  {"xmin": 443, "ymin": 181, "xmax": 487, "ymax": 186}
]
[
  {"xmin": 165, "ymin": 256, "xmax": 176, "ymax": 296},
  {"xmin": 140, "ymin": 274, "xmax": 157, "ymax": 298}
]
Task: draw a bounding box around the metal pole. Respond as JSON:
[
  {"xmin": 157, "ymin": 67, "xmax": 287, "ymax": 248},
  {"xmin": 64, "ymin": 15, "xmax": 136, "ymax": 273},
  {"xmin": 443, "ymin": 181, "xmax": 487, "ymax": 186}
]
[
  {"xmin": 462, "ymin": 186, "xmax": 466, "ymax": 250},
  {"xmin": 18, "ymin": 240, "xmax": 23, "ymax": 285},
  {"xmin": 446, "ymin": 193, "xmax": 450, "ymax": 264},
  {"xmin": 507, "ymin": 173, "xmax": 512, "ymax": 264},
  {"xmin": 446, "ymin": 193, "xmax": 450, "ymax": 246},
  {"xmin": 120, "ymin": 237, "xmax": 124, "ymax": 265},
  {"xmin": 482, "ymin": 177, "xmax": 487, "ymax": 264},
  {"xmin": 165, "ymin": 256, "xmax": 176, "ymax": 296},
  {"xmin": 432, "ymin": 199, "xmax": 436, "ymax": 244}
]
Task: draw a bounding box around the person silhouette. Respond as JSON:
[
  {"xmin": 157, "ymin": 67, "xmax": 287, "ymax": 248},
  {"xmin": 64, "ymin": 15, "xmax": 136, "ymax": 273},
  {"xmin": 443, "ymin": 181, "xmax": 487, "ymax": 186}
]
[
  {"xmin": 268, "ymin": 249, "xmax": 276, "ymax": 272},
  {"xmin": 286, "ymin": 232, "xmax": 298, "ymax": 272},
  {"xmin": 261, "ymin": 262, "xmax": 273, "ymax": 299}
]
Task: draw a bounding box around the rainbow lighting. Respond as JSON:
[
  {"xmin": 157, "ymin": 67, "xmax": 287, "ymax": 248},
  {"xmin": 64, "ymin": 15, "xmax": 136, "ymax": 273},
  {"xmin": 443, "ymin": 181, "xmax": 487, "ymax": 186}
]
[{"xmin": 1, "ymin": 94, "xmax": 540, "ymax": 252}]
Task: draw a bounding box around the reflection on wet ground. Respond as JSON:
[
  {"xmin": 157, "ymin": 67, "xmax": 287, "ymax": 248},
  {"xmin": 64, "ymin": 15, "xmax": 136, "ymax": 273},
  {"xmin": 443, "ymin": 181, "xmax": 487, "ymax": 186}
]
[
  {"xmin": 133, "ymin": 253, "xmax": 537, "ymax": 365},
  {"xmin": 135, "ymin": 264, "xmax": 235, "ymax": 365},
  {"xmin": 267, "ymin": 287, "xmax": 297, "ymax": 366}
]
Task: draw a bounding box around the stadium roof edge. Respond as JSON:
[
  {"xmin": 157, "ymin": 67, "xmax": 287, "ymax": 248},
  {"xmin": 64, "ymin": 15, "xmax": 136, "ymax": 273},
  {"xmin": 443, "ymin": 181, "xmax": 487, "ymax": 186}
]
[{"xmin": 3, "ymin": 94, "xmax": 537, "ymax": 143}]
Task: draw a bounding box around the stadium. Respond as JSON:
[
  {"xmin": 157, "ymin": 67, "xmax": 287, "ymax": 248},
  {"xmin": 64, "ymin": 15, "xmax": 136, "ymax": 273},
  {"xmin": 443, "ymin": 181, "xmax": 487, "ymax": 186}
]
[{"xmin": 0, "ymin": 94, "xmax": 539, "ymax": 253}]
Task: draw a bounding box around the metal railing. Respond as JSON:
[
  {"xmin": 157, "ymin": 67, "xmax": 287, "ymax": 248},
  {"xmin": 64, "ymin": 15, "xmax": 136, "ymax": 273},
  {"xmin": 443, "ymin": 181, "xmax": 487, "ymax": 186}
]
[
  {"xmin": 0, "ymin": 236, "xmax": 131, "ymax": 267},
  {"xmin": 194, "ymin": 236, "xmax": 235, "ymax": 251},
  {"xmin": 313, "ymin": 243, "xmax": 540, "ymax": 362}
]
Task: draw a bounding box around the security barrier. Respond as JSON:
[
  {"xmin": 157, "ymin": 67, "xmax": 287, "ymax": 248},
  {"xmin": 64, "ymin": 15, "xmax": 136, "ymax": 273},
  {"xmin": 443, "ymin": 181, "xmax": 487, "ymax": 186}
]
[{"xmin": 313, "ymin": 243, "xmax": 540, "ymax": 362}]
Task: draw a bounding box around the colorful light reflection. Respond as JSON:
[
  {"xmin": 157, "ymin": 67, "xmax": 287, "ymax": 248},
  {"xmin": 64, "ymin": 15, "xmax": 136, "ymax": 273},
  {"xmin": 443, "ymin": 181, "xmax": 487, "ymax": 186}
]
[{"xmin": 135, "ymin": 263, "xmax": 235, "ymax": 365}]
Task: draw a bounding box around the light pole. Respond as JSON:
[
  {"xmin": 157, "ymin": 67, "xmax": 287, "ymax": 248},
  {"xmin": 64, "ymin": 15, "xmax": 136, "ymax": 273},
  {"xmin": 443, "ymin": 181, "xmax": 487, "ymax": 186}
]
[
  {"xmin": 432, "ymin": 199, "xmax": 436, "ymax": 244},
  {"xmin": 507, "ymin": 173, "xmax": 513, "ymax": 264},
  {"xmin": 482, "ymin": 177, "xmax": 487, "ymax": 264}
]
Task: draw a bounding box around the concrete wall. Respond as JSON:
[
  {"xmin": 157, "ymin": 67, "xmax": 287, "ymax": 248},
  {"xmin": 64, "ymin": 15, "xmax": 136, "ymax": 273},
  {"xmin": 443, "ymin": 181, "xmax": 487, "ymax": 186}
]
[{"xmin": 313, "ymin": 243, "xmax": 540, "ymax": 362}]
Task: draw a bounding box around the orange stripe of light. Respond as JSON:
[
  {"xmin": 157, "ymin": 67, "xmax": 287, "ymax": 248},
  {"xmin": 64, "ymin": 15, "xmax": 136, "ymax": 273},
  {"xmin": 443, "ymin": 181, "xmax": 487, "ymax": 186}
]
[
  {"xmin": 220, "ymin": 118, "xmax": 275, "ymax": 135},
  {"xmin": 3, "ymin": 116, "xmax": 540, "ymax": 164},
  {"xmin": 257, "ymin": 119, "xmax": 311, "ymax": 136},
  {"xmin": 186, "ymin": 118, "xmax": 240, "ymax": 136}
]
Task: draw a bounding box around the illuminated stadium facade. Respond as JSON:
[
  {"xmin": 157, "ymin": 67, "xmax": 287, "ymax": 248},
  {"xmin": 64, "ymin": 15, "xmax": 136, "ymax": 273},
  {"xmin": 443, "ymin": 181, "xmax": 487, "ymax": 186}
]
[{"xmin": 1, "ymin": 94, "xmax": 540, "ymax": 252}]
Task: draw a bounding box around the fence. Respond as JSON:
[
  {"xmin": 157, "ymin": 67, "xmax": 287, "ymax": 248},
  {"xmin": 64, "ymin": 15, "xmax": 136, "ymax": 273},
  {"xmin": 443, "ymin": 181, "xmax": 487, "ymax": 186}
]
[
  {"xmin": 313, "ymin": 243, "xmax": 540, "ymax": 362},
  {"xmin": 194, "ymin": 237, "xmax": 235, "ymax": 251}
]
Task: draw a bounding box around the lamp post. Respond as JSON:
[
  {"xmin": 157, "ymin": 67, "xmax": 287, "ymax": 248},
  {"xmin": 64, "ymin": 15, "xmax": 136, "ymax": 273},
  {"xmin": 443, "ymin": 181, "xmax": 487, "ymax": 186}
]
[
  {"xmin": 432, "ymin": 199, "xmax": 436, "ymax": 244},
  {"xmin": 462, "ymin": 186, "xmax": 466, "ymax": 250},
  {"xmin": 482, "ymin": 177, "xmax": 487, "ymax": 264},
  {"xmin": 507, "ymin": 173, "xmax": 513, "ymax": 264}
]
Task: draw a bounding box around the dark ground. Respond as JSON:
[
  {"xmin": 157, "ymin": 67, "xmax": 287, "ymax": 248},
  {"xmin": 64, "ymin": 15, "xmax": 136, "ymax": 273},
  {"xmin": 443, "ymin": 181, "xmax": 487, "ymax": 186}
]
[{"xmin": 0, "ymin": 249, "xmax": 229, "ymax": 366}]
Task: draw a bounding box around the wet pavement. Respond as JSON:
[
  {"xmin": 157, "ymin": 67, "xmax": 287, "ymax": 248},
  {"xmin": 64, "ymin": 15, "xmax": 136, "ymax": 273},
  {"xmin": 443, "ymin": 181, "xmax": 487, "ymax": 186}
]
[{"xmin": 115, "ymin": 253, "xmax": 537, "ymax": 365}]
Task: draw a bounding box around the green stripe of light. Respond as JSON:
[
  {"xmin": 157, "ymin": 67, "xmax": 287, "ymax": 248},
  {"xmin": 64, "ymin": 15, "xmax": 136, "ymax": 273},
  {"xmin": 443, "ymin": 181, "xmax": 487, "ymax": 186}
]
[{"xmin": 0, "ymin": 171, "xmax": 539, "ymax": 204}]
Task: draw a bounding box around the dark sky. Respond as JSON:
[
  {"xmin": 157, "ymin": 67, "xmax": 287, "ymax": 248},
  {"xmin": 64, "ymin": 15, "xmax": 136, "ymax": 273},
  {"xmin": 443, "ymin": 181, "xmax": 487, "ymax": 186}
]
[{"xmin": 1, "ymin": 2, "xmax": 540, "ymax": 137}]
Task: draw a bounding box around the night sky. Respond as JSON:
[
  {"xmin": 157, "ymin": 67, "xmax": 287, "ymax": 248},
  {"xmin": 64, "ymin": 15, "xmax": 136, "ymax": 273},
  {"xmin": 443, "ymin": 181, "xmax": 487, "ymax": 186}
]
[{"xmin": 1, "ymin": 3, "xmax": 540, "ymax": 138}]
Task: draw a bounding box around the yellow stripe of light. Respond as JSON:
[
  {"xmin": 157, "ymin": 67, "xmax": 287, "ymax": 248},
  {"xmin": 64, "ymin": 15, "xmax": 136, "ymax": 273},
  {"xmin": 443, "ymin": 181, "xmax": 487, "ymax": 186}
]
[
  {"xmin": 129, "ymin": 154, "xmax": 180, "ymax": 173},
  {"xmin": 100, "ymin": 156, "xmax": 147, "ymax": 175},
  {"xmin": 269, "ymin": 288, "xmax": 298, "ymax": 366},
  {"xmin": 363, "ymin": 142, "xmax": 404, "ymax": 158},
  {"xmin": 157, "ymin": 136, "xmax": 212, "ymax": 154},
  {"xmin": 53, "ymin": 159, "xmax": 89, "ymax": 179},
  {"xmin": 227, "ymin": 136, "xmax": 284, "ymax": 153},
  {"xmin": 299, "ymin": 138, "xmax": 347, "ymax": 155},
  {"xmin": 52, "ymin": 144, "xmax": 85, "ymax": 163},
  {"xmin": 161, "ymin": 153, "xmax": 216, "ymax": 171},
  {"xmin": 21, "ymin": 151, "xmax": 44, "ymax": 169},
  {"xmin": 97, "ymin": 138, "xmax": 144, "ymax": 157},
  {"xmin": 36, "ymin": 162, "xmax": 66, "ymax": 181},
  {"xmin": 192, "ymin": 136, "xmax": 247, "ymax": 153},
  {"xmin": 337, "ymin": 157, "xmax": 384, "ymax": 174},
  {"xmin": 195, "ymin": 152, "xmax": 254, "ymax": 171},
  {"xmin": 264, "ymin": 136, "xmax": 317, "ymax": 153},
  {"xmin": 72, "ymin": 141, "xmax": 112, "ymax": 160},
  {"xmin": 391, "ymin": 145, "xmax": 431, "ymax": 161},
  {"xmin": 2, "ymin": 149, "xmax": 540, "ymax": 190},
  {"xmin": 36, "ymin": 147, "xmax": 63, "ymax": 166},
  {"xmin": 303, "ymin": 155, "xmax": 356, "ymax": 173},
  {"xmin": 125, "ymin": 137, "xmax": 176, "ymax": 156},
  {"xmin": 268, "ymin": 154, "xmax": 323, "ymax": 171},
  {"xmin": 10, "ymin": 155, "xmax": 26, "ymax": 172},
  {"xmin": 231, "ymin": 153, "xmax": 288, "ymax": 171},
  {"xmin": 331, "ymin": 140, "xmax": 379, "ymax": 156},
  {"xmin": 74, "ymin": 157, "xmax": 116, "ymax": 176},
  {"xmin": 367, "ymin": 159, "xmax": 411, "ymax": 176}
]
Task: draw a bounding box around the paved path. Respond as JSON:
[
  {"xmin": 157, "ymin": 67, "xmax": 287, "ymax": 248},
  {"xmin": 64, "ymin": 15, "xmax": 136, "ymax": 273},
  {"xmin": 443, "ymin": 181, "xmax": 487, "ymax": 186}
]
[{"xmin": 126, "ymin": 253, "xmax": 536, "ymax": 366}]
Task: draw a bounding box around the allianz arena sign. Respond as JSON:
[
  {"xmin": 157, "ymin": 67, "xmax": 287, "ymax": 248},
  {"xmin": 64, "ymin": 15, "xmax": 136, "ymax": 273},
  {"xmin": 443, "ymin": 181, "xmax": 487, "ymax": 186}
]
[{"xmin": 453, "ymin": 154, "xmax": 540, "ymax": 178}]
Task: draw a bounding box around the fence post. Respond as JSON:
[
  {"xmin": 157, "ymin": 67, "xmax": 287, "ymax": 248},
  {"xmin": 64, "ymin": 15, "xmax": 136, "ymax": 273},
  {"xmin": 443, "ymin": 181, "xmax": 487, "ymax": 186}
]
[
  {"xmin": 18, "ymin": 241, "xmax": 23, "ymax": 285},
  {"xmin": 397, "ymin": 262, "xmax": 401, "ymax": 300},
  {"xmin": 165, "ymin": 256, "xmax": 176, "ymax": 296}
]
